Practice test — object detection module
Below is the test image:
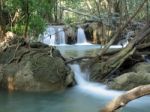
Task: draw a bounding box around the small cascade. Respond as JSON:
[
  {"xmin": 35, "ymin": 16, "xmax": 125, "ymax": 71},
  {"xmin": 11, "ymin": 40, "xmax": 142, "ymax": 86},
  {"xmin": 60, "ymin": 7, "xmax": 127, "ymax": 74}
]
[
  {"xmin": 69, "ymin": 64, "xmax": 88, "ymax": 85},
  {"xmin": 77, "ymin": 27, "xmax": 88, "ymax": 44},
  {"xmin": 57, "ymin": 28, "xmax": 66, "ymax": 45},
  {"xmin": 42, "ymin": 26, "xmax": 56, "ymax": 45},
  {"xmin": 117, "ymin": 31, "xmax": 135, "ymax": 47},
  {"xmin": 117, "ymin": 39, "xmax": 128, "ymax": 47},
  {"xmin": 70, "ymin": 64, "xmax": 123, "ymax": 97}
]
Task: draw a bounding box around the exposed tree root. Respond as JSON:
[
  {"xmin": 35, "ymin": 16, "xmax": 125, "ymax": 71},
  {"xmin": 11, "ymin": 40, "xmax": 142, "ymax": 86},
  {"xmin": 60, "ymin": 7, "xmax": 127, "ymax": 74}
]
[{"xmin": 8, "ymin": 43, "xmax": 21, "ymax": 64}]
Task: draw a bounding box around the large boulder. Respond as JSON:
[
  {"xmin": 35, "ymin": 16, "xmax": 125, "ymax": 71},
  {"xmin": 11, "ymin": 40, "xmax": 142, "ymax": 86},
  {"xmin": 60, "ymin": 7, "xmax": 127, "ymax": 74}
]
[
  {"xmin": 108, "ymin": 62, "xmax": 150, "ymax": 90},
  {"xmin": 0, "ymin": 42, "xmax": 74, "ymax": 91}
]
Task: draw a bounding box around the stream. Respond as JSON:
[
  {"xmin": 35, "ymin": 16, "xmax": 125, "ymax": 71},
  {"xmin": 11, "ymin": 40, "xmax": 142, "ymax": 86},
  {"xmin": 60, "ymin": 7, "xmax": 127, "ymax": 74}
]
[
  {"xmin": 0, "ymin": 26, "xmax": 149, "ymax": 112},
  {"xmin": 0, "ymin": 87, "xmax": 149, "ymax": 112},
  {"xmin": 0, "ymin": 44, "xmax": 149, "ymax": 112}
]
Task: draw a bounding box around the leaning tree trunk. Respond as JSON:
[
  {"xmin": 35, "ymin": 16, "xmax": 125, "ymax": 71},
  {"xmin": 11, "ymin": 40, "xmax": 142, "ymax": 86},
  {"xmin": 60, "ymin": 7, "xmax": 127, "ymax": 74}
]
[
  {"xmin": 91, "ymin": 22, "xmax": 150, "ymax": 81},
  {"xmin": 100, "ymin": 84, "xmax": 150, "ymax": 112},
  {"xmin": 89, "ymin": 0, "xmax": 149, "ymax": 81}
]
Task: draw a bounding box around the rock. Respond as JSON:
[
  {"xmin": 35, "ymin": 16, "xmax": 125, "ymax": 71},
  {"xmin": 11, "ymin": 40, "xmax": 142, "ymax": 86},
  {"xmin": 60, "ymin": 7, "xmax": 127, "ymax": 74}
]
[
  {"xmin": 64, "ymin": 26, "xmax": 76, "ymax": 44},
  {"xmin": 130, "ymin": 62, "xmax": 150, "ymax": 73},
  {"xmin": 108, "ymin": 62, "xmax": 150, "ymax": 90},
  {"xmin": 0, "ymin": 42, "xmax": 74, "ymax": 91}
]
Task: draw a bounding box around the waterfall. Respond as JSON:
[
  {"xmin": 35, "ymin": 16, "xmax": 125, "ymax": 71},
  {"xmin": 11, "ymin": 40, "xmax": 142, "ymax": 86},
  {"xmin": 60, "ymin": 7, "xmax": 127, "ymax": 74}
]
[
  {"xmin": 42, "ymin": 26, "xmax": 56, "ymax": 45},
  {"xmin": 69, "ymin": 64, "xmax": 88, "ymax": 85},
  {"xmin": 69, "ymin": 64, "xmax": 123, "ymax": 97},
  {"xmin": 77, "ymin": 27, "xmax": 88, "ymax": 44},
  {"xmin": 117, "ymin": 31, "xmax": 134, "ymax": 47},
  {"xmin": 117, "ymin": 39, "xmax": 128, "ymax": 47},
  {"xmin": 57, "ymin": 28, "xmax": 66, "ymax": 45}
]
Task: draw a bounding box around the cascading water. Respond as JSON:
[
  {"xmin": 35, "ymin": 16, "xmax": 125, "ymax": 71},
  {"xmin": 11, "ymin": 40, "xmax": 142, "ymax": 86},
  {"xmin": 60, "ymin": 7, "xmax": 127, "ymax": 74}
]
[
  {"xmin": 57, "ymin": 28, "xmax": 66, "ymax": 45},
  {"xmin": 117, "ymin": 39, "xmax": 128, "ymax": 47},
  {"xmin": 117, "ymin": 31, "xmax": 135, "ymax": 47},
  {"xmin": 42, "ymin": 26, "xmax": 56, "ymax": 45},
  {"xmin": 76, "ymin": 27, "xmax": 88, "ymax": 44},
  {"xmin": 70, "ymin": 64, "xmax": 123, "ymax": 97}
]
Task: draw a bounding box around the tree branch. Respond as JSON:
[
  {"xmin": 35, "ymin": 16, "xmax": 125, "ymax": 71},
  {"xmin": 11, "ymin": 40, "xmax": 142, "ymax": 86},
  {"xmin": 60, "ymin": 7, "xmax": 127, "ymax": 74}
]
[
  {"xmin": 65, "ymin": 56, "xmax": 94, "ymax": 64},
  {"xmin": 101, "ymin": 84, "xmax": 150, "ymax": 112}
]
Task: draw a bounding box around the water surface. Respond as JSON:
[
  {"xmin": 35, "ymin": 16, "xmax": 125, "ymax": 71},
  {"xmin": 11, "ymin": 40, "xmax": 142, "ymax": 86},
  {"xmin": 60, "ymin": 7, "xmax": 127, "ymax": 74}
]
[
  {"xmin": 0, "ymin": 43, "xmax": 149, "ymax": 112},
  {"xmin": 0, "ymin": 88, "xmax": 149, "ymax": 112}
]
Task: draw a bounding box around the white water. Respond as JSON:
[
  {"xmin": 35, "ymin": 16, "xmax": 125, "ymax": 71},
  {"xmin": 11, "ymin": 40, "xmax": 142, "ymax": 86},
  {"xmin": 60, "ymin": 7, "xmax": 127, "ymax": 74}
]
[
  {"xmin": 76, "ymin": 27, "xmax": 89, "ymax": 44},
  {"xmin": 41, "ymin": 26, "xmax": 56, "ymax": 45},
  {"xmin": 117, "ymin": 39, "xmax": 129, "ymax": 47},
  {"xmin": 70, "ymin": 64, "xmax": 123, "ymax": 98},
  {"xmin": 57, "ymin": 28, "xmax": 66, "ymax": 45}
]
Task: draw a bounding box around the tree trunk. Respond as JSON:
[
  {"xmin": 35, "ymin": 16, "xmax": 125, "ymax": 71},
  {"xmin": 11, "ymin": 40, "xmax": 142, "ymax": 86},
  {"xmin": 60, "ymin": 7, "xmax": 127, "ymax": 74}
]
[
  {"xmin": 101, "ymin": 84, "xmax": 150, "ymax": 112},
  {"xmin": 91, "ymin": 22, "xmax": 150, "ymax": 81},
  {"xmin": 24, "ymin": 0, "xmax": 29, "ymax": 39},
  {"xmin": 0, "ymin": 0, "xmax": 5, "ymax": 40},
  {"xmin": 54, "ymin": 0, "xmax": 58, "ymax": 23}
]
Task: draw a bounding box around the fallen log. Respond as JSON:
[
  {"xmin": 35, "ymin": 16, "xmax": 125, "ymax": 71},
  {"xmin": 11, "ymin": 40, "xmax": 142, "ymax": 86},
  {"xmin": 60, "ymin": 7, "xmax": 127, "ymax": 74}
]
[
  {"xmin": 100, "ymin": 84, "xmax": 150, "ymax": 112},
  {"xmin": 65, "ymin": 56, "xmax": 95, "ymax": 64},
  {"xmin": 65, "ymin": 49, "xmax": 121, "ymax": 64}
]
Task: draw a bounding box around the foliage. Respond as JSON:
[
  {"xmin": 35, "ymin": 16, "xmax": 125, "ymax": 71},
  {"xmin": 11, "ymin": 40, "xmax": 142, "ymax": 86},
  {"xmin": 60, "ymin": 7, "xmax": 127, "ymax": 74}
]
[{"xmin": 1, "ymin": 0, "xmax": 149, "ymax": 39}]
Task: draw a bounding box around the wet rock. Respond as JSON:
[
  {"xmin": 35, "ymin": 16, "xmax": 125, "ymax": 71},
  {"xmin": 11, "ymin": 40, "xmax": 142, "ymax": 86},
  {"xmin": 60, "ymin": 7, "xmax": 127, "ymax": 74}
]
[
  {"xmin": 64, "ymin": 26, "xmax": 76, "ymax": 44},
  {"xmin": 130, "ymin": 62, "xmax": 150, "ymax": 73},
  {"xmin": 108, "ymin": 62, "xmax": 150, "ymax": 90},
  {"xmin": 0, "ymin": 42, "xmax": 74, "ymax": 91}
]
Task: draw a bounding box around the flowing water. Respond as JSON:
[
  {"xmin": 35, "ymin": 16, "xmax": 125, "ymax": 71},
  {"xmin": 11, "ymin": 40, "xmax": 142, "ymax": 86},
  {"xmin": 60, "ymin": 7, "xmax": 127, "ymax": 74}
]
[
  {"xmin": 76, "ymin": 27, "xmax": 89, "ymax": 44},
  {"xmin": 41, "ymin": 26, "xmax": 56, "ymax": 45},
  {"xmin": 57, "ymin": 28, "xmax": 66, "ymax": 45},
  {"xmin": 0, "ymin": 44, "xmax": 149, "ymax": 112},
  {"xmin": 0, "ymin": 27, "xmax": 149, "ymax": 112},
  {"xmin": 41, "ymin": 26, "xmax": 66, "ymax": 45},
  {"xmin": 69, "ymin": 64, "xmax": 122, "ymax": 97},
  {"xmin": 0, "ymin": 89, "xmax": 149, "ymax": 112}
]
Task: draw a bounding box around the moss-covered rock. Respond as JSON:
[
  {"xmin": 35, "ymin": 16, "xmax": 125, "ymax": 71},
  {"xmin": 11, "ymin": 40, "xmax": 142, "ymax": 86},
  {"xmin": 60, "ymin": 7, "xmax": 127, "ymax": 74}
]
[
  {"xmin": 0, "ymin": 42, "xmax": 74, "ymax": 91},
  {"xmin": 108, "ymin": 62, "xmax": 150, "ymax": 90}
]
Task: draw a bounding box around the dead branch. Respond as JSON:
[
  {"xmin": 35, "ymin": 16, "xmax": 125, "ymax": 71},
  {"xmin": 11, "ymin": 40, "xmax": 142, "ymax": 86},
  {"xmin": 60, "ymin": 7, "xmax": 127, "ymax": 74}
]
[
  {"xmin": 101, "ymin": 84, "xmax": 150, "ymax": 112},
  {"xmin": 65, "ymin": 48, "xmax": 123, "ymax": 64},
  {"xmin": 65, "ymin": 56, "xmax": 95, "ymax": 64}
]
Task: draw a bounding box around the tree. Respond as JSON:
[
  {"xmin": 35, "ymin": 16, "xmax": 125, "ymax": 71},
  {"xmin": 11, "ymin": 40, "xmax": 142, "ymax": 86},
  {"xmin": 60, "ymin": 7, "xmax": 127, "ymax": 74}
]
[
  {"xmin": 0, "ymin": 0, "xmax": 7, "ymax": 40},
  {"xmin": 24, "ymin": 0, "xmax": 29, "ymax": 39}
]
